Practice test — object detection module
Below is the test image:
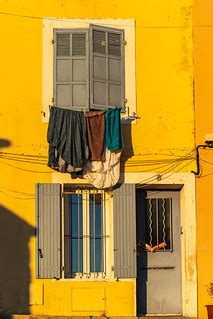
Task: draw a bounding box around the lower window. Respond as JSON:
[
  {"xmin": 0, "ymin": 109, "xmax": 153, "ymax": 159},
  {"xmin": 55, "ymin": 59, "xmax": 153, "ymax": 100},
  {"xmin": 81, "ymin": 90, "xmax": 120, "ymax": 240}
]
[
  {"xmin": 63, "ymin": 185, "xmax": 110, "ymax": 278},
  {"xmin": 36, "ymin": 182, "xmax": 136, "ymax": 280}
]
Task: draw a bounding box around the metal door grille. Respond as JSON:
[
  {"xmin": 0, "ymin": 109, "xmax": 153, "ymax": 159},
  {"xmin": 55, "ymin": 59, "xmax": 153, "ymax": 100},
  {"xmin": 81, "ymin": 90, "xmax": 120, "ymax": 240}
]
[
  {"xmin": 64, "ymin": 187, "xmax": 108, "ymax": 278},
  {"xmin": 145, "ymin": 197, "xmax": 172, "ymax": 252}
]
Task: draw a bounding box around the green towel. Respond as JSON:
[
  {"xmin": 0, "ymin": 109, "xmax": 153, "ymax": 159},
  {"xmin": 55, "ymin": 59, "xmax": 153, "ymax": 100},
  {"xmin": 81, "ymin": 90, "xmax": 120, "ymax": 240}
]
[{"xmin": 105, "ymin": 107, "xmax": 124, "ymax": 151}]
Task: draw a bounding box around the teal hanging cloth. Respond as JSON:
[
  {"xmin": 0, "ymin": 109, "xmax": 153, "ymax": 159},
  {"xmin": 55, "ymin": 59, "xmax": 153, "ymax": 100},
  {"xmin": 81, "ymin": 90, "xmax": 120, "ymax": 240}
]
[{"xmin": 105, "ymin": 107, "xmax": 124, "ymax": 151}]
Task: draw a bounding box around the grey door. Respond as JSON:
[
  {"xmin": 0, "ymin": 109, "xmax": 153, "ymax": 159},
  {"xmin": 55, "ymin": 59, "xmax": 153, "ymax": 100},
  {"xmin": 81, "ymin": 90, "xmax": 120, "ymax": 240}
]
[{"xmin": 136, "ymin": 190, "xmax": 182, "ymax": 315}]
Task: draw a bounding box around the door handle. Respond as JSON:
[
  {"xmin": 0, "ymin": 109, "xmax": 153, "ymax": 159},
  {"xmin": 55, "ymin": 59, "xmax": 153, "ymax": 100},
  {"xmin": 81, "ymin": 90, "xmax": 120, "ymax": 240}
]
[{"xmin": 141, "ymin": 266, "xmax": 175, "ymax": 270}]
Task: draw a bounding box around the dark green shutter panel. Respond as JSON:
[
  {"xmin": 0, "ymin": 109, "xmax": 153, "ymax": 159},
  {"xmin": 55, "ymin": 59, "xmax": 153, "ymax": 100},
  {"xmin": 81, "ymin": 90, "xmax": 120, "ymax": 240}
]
[
  {"xmin": 113, "ymin": 184, "xmax": 136, "ymax": 278},
  {"xmin": 36, "ymin": 183, "xmax": 61, "ymax": 279},
  {"xmin": 54, "ymin": 29, "xmax": 89, "ymax": 110},
  {"xmin": 90, "ymin": 24, "xmax": 125, "ymax": 110}
]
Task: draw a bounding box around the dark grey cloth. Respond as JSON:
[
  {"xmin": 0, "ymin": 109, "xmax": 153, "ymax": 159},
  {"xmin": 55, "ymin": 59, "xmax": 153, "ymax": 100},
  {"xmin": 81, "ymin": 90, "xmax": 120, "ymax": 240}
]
[{"xmin": 47, "ymin": 107, "xmax": 89, "ymax": 170}]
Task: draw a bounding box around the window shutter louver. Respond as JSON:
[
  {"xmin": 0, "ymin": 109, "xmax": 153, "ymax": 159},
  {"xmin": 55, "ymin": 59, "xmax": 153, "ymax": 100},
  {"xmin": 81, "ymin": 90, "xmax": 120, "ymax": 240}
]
[
  {"xmin": 90, "ymin": 24, "xmax": 125, "ymax": 110},
  {"xmin": 108, "ymin": 32, "xmax": 121, "ymax": 56},
  {"xmin": 113, "ymin": 184, "xmax": 137, "ymax": 278},
  {"xmin": 36, "ymin": 183, "xmax": 62, "ymax": 279},
  {"xmin": 93, "ymin": 30, "xmax": 106, "ymax": 54},
  {"xmin": 57, "ymin": 34, "xmax": 70, "ymax": 56},
  {"xmin": 54, "ymin": 29, "xmax": 89, "ymax": 110},
  {"xmin": 72, "ymin": 33, "xmax": 86, "ymax": 56}
]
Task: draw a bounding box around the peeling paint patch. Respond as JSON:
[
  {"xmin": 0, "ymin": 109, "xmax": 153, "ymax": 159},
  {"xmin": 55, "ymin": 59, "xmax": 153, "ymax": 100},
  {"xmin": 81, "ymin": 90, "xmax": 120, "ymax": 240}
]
[
  {"xmin": 186, "ymin": 253, "xmax": 196, "ymax": 279},
  {"xmin": 180, "ymin": 4, "xmax": 192, "ymax": 23}
]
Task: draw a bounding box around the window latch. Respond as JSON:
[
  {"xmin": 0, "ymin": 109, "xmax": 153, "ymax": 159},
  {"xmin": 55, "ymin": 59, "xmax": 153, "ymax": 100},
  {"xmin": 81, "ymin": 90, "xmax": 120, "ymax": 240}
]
[{"xmin": 38, "ymin": 248, "xmax": 43, "ymax": 258}]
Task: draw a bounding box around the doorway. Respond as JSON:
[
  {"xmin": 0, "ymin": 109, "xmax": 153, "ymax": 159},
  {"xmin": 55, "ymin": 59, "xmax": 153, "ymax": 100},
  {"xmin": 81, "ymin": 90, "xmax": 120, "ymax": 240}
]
[{"xmin": 136, "ymin": 190, "xmax": 182, "ymax": 316}]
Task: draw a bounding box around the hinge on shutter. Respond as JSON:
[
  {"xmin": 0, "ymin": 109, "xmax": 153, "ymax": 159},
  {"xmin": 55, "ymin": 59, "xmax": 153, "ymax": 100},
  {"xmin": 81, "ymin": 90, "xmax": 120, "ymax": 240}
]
[
  {"xmin": 122, "ymin": 40, "xmax": 127, "ymax": 45},
  {"xmin": 52, "ymin": 97, "xmax": 54, "ymax": 103},
  {"xmin": 51, "ymin": 39, "xmax": 55, "ymax": 44},
  {"xmin": 60, "ymin": 266, "xmax": 64, "ymax": 272}
]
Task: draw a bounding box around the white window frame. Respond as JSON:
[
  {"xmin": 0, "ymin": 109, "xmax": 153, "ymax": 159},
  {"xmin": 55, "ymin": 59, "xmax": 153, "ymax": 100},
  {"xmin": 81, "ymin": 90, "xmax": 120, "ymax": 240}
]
[
  {"xmin": 62, "ymin": 187, "xmax": 113, "ymax": 280},
  {"xmin": 42, "ymin": 18, "xmax": 136, "ymax": 123}
]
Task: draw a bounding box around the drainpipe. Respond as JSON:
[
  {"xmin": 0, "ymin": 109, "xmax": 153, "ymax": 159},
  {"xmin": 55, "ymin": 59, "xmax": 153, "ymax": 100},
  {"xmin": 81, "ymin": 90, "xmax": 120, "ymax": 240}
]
[{"xmin": 191, "ymin": 143, "xmax": 213, "ymax": 176}]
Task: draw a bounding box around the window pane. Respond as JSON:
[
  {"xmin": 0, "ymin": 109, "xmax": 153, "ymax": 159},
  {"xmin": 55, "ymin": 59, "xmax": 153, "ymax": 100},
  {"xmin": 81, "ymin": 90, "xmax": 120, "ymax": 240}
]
[
  {"xmin": 71, "ymin": 238, "xmax": 83, "ymax": 273},
  {"xmin": 70, "ymin": 194, "xmax": 83, "ymax": 273},
  {"xmin": 90, "ymin": 194, "xmax": 103, "ymax": 272},
  {"xmin": 158, "ymin": 198, "xmax": 171, "ymax": 250},
  {"xmin": 145, "ymin": 198, "xmax": 157, "ymax": 247},
  {"xmin": 145, "ymin": 197, "xmax": 172, "ymax": 251},
  {"xmin": 70, "ymin": 194, "xmax": 82, "ymax": 236},
  {"xmin": 90, "ymin": 239, "xmax": 102, "ymax": 273}
]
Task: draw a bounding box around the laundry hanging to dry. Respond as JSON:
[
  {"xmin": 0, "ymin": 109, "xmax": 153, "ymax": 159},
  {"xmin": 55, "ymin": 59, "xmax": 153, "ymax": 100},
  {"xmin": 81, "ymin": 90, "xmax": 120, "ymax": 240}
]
[
  {"xmin": 47, "ymin": 106, "xmax": 89, "ymax": 172},
  {"xmin": 47, "ymin": 106, "xmax": 124, "ymax": 189},
  {"xmin": 85, "ymin": 110, "xmax": 105, "ymax": 161},
  {"xmin": 105, "ymin": 107, "xmax": 124, "ymax": 151}
]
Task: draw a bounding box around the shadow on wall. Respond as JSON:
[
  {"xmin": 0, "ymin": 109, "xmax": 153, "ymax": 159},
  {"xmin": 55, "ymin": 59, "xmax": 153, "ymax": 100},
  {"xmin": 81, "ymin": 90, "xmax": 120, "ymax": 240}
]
[
  {"xmin": 120, "ymin": 123, "xmax": 134, "ymax": 179},
  {"xmin": 0, "ymin": 139, "xmax": 11, "ymax": 149},
  {"xmin": 136, "ymin": 189, "xmax": 148, "ymax": 315},
  {"xmin": 0, "ymin": 205, "xmax": 35, "ymax": 317}
]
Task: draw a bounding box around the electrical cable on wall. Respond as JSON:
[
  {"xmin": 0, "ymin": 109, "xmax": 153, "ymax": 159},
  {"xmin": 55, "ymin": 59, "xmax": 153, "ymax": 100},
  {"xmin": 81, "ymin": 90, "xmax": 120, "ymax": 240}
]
[
  {"xmin": 0, "ymin": 148, "xmax": 196, "ymax": 174},
  {"xmin": 136, "ymin": 159, "xmax": 194, "ymax": 187},
  {"xmin": 0, "ymin": 156, "xmax": 195, "ymax": 200},
  {"xmin": 0, "ymin": 10, "xmax": 213, "ymax": 29}
]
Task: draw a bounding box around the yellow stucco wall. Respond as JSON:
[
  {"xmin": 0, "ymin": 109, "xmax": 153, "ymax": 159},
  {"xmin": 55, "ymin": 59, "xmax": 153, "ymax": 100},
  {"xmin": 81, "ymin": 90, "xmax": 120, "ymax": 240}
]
[
  {"xmin": 29, "ymin": 281, "xmax": 135, "ymax": 316},
  {"xmin": 194, "ymin": 1, "xmax": 213, "ymax": 318},
  {"xmin": 0, "ymin": 0, "xmax": 195, "ymax": 316}
]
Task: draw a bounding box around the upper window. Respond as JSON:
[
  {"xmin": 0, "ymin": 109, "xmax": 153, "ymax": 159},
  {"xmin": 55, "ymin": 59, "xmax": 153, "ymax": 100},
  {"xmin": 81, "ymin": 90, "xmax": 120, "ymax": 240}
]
[
  {"xmin": 42, "ymin": 19, "xmax": 136, "ymax": 123},
  {"xmin": 54, "ymin": 25, "xmax": 125, "ymax": 111}
]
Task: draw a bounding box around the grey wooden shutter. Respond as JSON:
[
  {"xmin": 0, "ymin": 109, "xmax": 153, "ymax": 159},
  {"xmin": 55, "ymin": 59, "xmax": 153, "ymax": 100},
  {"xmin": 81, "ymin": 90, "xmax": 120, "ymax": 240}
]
[
  {"xmin": 54, "ymin": 29, "xmax": 89, "ymax": 110},
  {"xmin": 113, "ymin": 184, "xmax": 136, "ymax": 278},
  {"xmin": 90, "ymin": 24, "xmax": 125, "ymax": 110},
  {"xmin": 36, "ymin": 183, "xmax": 61, "ymax": 278}
]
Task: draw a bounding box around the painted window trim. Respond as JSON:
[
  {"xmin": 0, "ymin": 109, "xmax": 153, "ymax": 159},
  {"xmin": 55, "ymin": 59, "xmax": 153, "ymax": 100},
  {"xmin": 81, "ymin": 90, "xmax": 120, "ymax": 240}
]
[
  {"xmin": 61, "ymin": 187, "xmax": 114, "ymax": 280},
  {"xmin": 63, "ymin": 189, "xmax": 112, "ymax": 279},
  {"xmin": 42, "ymin": 18, "xmax": 136, "ymax": 123}
]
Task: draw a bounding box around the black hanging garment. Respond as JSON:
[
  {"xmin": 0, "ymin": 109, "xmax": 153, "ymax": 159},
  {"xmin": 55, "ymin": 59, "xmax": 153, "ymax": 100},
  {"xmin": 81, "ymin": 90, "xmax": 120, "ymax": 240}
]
[{"xmin": 47, "ymin": 107, "xmax": 89, "ymax": 172}]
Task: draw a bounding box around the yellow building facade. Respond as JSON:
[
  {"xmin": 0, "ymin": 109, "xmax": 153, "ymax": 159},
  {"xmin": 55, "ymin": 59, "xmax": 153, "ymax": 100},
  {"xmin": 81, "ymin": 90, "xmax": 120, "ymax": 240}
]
[
  {"xmin": 0, "ymin": 0, "xmax": 201, "ymax": 318},
  {"xmin": 194, "ymin": 1, "xmax": 213, "ymax": 318}
]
